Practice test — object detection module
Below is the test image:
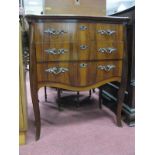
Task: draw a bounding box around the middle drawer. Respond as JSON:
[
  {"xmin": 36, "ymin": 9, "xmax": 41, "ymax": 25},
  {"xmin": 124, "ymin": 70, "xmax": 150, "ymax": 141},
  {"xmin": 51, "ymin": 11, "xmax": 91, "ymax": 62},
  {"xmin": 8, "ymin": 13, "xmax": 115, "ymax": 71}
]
[{"xmin": 36, "ymin": 41, "xmax": 124, "ymax": 62}]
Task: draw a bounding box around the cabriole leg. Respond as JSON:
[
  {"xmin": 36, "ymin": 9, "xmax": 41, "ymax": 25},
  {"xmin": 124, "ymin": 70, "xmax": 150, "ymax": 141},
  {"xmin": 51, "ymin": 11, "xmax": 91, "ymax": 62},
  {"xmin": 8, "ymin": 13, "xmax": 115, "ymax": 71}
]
[
  {"xmin": 116, "ymin": 84, "xmax": 126, "ymax": 127},
  {"xmin": 31, "ymin": 90, "xmax": 41, "ymax": 140}
]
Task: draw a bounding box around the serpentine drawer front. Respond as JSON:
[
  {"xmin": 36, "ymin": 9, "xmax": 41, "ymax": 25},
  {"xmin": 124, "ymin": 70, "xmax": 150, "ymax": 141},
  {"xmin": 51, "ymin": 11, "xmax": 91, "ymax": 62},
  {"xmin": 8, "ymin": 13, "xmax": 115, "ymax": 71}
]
[
  {"xmin": 34, "ymin": 22, "xmax": 123, "ymax": 43},
  {"xmin": 37, "ymin": 61, "xmax": 122, "ymax": 86},
  {"xmin": 26, "ymin": 15, "xmax": 129, "ymax": 140},
  {"xmin": 36, "ymin": 41, "xmax": 123, "ymax": 62}
]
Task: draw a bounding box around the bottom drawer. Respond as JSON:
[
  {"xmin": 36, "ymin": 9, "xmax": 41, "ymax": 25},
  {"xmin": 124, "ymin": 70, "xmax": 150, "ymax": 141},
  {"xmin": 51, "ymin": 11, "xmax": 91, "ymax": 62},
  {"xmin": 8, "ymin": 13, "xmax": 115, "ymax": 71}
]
[{"xmin": 37, "ymin": 61, "xmax": 122, "ymax": 87}]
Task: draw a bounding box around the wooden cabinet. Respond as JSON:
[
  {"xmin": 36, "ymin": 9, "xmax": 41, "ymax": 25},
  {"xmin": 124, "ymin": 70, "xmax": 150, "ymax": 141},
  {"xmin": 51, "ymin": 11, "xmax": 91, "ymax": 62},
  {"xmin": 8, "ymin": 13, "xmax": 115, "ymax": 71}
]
[{"xmin": 26, "ymin": 15, "xmax": 129, "ymax": 140}]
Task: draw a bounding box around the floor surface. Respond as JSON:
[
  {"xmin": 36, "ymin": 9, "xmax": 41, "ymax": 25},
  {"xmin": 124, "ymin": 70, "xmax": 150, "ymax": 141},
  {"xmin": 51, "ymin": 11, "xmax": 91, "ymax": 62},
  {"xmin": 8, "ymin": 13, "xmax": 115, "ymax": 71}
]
[{"xmin": 19, "ymin": 73, "xmax": 135, "ymax": 155}]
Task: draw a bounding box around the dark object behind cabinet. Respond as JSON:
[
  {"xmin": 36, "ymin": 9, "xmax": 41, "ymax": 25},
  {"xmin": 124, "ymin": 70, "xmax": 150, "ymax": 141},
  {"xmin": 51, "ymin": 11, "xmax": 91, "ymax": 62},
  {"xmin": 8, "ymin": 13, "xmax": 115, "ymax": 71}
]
[{"xmin": 101, "ymin": 6, "xmax": 135, "ymax": 126}]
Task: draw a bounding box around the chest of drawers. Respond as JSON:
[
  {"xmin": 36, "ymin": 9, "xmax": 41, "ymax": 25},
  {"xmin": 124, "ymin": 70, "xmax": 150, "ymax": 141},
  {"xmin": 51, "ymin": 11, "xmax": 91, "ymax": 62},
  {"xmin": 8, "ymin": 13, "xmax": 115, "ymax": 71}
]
[{"xmin": 26, "ymin": 15, "xmax": 129, "ymax": 140}]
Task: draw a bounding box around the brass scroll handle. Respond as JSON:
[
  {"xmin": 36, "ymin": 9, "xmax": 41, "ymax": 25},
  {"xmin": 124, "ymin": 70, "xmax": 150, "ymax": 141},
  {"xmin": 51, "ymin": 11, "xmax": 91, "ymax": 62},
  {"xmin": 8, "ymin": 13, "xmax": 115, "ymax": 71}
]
[
  {"xmin": 98, "ymin": 65, "xmax": 116, "ymax": 72},
  {"xmin": 80, "ymin": 45, "xmax": 88, "ymax": 50},
  {"xmin": 45, "ymin": 67, "xmax": 69, "ymax": 75},
  {"xmin": 45, "ymin": 48, "xmax": 68, "ymax": 55},
  {"xmin": 44, "ymin": 28, "xmax": 67, "ymax": 35},
  {"xmin": 80, "ymin": 25, "xmax": 88, "ymax": 30},
  {"xmin": 98, "ymin": 48, "xmax": 117, "ymax": 53},
  {"xmin": 97, "ymin": 29, "xmax": 116, "ymax": 35}
]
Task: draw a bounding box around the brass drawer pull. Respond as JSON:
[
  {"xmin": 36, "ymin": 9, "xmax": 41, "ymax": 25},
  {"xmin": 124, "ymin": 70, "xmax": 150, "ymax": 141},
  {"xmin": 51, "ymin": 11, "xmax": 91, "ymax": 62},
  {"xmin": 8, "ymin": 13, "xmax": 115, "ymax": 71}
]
[
  {"xmin": 98, "ymin": 48, "xmax": 117, "ymax": 53},
  {"xmin": 80, "ymin": 63, "xmax": 87, "ymax": 68},
  {"xmin": 97, "ymin": 29, "xmax": 116, "ymax": 35},
  {"xmin": 45, "ymin": 67, "xmax": 69, "ymax": 75},
  {"xmin": 80, "ymin": 45, "xmax": 88, "ymax": 50},
  {"xmin": 44, "ymin": 28, "xmax": 67, "ymax": 35},
  {"xmin": 80, "ymin": 25, "xmax": 88, "ymax": 30},
  {"xmin": 45, "ymin": 48, "xmax": 68, "ymax": 55},
  {"xmin": 98, "ymin": 65, "xmax": 116, "ymax": 72}
]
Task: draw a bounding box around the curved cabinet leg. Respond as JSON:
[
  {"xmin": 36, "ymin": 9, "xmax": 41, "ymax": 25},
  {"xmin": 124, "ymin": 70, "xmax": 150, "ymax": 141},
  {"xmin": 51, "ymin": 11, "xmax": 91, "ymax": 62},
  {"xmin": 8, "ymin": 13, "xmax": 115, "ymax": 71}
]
[
  {"xmin": 44, "ymin": 86, "xmax": 47, "ymax": 102},
  {"xmin": 31, "ymin": 90, "xmax": 41, "ymax": 140},
  {"xmin": 116, "ymin": 23, "xmax": 128, "ymax": 127},
  {"xmin": 30, "ymin": 68, "xmax": 41, "ymax": 140},
  {"xmin": 116, "ymin": 84, "xmax": 126, "ymax": 127}
]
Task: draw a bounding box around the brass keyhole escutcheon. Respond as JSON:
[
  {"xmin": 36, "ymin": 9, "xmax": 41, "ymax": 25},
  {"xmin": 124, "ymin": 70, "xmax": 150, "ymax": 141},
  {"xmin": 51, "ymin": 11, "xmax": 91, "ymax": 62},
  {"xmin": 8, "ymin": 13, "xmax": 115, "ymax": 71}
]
[
  {"xmin": 80, "ymin": 45, "xmax": 88, "ymax": 50},
  {"xmin": 80, "ymin": 63, "xmax": 87, "ymax": 68},
  {"xmin": 80, "ymin": 25, "xmax": 87, "ymax": 30}
]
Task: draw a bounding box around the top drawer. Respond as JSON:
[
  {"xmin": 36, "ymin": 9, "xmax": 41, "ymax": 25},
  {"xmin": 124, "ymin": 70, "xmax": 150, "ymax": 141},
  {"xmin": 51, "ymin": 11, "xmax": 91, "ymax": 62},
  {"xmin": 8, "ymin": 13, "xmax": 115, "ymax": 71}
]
[
  {"xmin": 34, "ymin": 22, "xmax": 123, "ymax": 43},
  {"xmin": 34, "ymin": 22, "xmax": 95, "ymax": 43}
]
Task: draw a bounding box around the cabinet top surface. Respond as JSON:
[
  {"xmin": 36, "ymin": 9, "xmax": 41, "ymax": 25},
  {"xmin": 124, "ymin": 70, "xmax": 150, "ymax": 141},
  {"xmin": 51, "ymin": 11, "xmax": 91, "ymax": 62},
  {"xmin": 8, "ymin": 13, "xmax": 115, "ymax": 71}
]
[{"xmin": 25, "ymin": 14, "xmax": 129, "ymax": 23}]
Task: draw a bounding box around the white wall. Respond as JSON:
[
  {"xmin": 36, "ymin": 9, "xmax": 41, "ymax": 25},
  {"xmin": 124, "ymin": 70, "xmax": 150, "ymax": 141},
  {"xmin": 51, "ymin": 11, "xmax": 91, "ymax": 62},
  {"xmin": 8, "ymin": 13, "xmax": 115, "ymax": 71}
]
[
  {"xmin": 23, "ymin": 0, "xmax": 44, "ymax": 14},
  {"xmin": 106, "ymin": 0, "xmax": 135, "ymax": 15}
]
